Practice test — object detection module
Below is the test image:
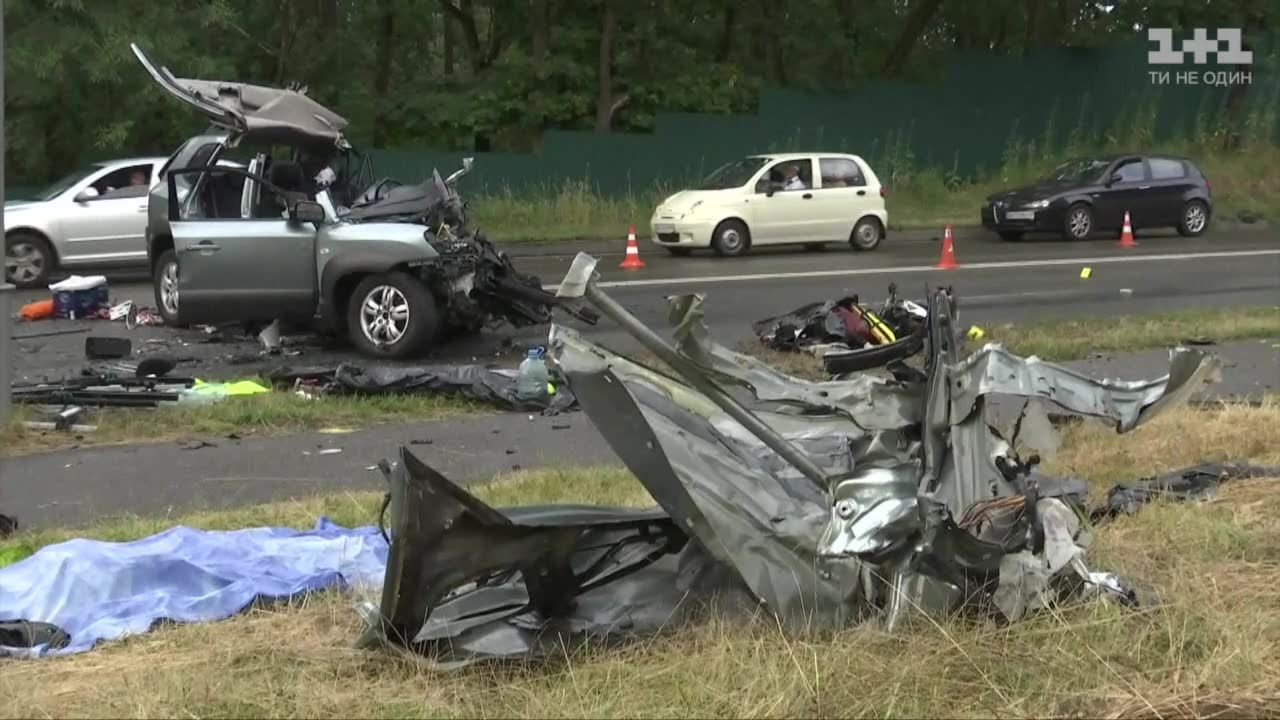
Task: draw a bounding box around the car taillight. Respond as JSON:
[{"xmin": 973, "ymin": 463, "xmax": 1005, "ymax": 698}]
[
  {"xmin": 1205, "ymin": 178, "xmax": 1211, "ymax": 191},
  {"xmin": 880, "ymin": 187, "xmax": 886, "ymax": 198}
]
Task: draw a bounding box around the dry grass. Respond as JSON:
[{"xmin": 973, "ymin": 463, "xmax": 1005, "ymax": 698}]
[{"xmin": 2, "ymin": 404, "xmax": 1279, "ymax": 718}]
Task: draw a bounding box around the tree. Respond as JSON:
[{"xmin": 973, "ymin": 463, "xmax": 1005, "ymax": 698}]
[
  {"xmin": 882, "ymin": 0, "xmax": 946, "ymax": 76},
  {"xmin": 5, "ymin": 0, "xmax": 1271, "ymax": 184},
  {"xmin": 595, "ymin": 0, "xmax": 623, "ymax": 131}
]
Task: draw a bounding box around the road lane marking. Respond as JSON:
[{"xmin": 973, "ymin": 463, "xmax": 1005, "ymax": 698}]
[{"xmin": 541, "ymin": 248, "xmax": 1280, "ymax": 291}]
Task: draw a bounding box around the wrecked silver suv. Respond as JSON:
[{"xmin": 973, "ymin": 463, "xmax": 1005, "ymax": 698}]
[{"xmin": 134, "ymin": 44, "xmax": 592, "ymax": 358}]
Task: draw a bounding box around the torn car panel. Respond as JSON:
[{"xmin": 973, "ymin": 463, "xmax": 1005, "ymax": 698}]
[
  {"xmin": 365, "ymin": 252, "xmax": 1223, "ymax": 664},
  {"xmin": 361, "ymin": 447, "xmax": 750, "ymax": 666},
  {"xmin": 948, "ymin": 343, "xmax": 1221, "ymax": 433}
]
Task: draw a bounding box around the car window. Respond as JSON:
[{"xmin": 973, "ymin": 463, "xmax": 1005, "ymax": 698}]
[
  {"xmin": 86, "ymin": 164, "xmax": 153, "ymax": 200},
  {"xmin": 819, "ymin": 157, "xmax": 865, "ymax": 188},
  {"xmin": 756, "ymin": 159, "xmax": 814, "ymax": 193},
  {"xmin": 1148, "ymin": 158, "xmax": 1187, "ymax": 180},
  {"xmin": 34, "ymin": 166, "xmax": 98, "ymax": 201},
  {"xmin": 700, "ymin": 157, "xmax": 770, "ymax": 190},
  {"xmin": 1046, "ymin": 158, "xmax": 1109, "ymax": 184},
  {"xmin": 178, "ymin": 167, "xmax": 291, "ymax": 221},
  {"xmin": 1113, "ymin": 159, "xmax": 1146, "ymax": 183}
]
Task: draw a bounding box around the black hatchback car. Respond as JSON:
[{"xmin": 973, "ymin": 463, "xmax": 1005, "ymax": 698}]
[{"xmin": 981, "ymin": 154, "xmax": 1212, "ymax": 241}]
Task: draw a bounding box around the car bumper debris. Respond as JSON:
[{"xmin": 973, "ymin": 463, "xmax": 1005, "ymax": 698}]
[{"xmin": 360, "ymin": 252, "xmax": 1225, "ymax": 666}]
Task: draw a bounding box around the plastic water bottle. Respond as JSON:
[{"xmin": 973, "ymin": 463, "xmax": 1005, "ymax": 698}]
[{"xmin": 516, "ymin": 345, "xmax": 551, "ymax": 400}]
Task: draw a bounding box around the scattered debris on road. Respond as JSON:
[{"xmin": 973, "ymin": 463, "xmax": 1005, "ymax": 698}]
[
  {"xmin": 752, "ymin": 283, "xmax": 930, "ymax": 374},
  {"xmin": 1091, "ymin": 462, "xmax": 1280, "ymax": 521},
  {"xmin": 0, "ymin": 514, "xmax": 17, "ymax": 540},
  {"xmin": 268, "ymin": 362, "xmax": 578, "ymax": 415},
  {"xmin": 84, "ymin": 336, "xmax": 132, "ymax": 360}
]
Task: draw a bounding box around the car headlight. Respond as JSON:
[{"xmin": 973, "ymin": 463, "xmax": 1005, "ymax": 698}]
[{"xmin": 1024, "ymin": 199, "xmax": 1050, "ymax": 209}]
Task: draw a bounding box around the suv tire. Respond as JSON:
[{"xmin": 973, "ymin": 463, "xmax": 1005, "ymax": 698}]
[
  {"xmin": 153, "ymin": 249, "xmax": 183, "ymax": 326},
  {"xmin": 5, "ymin": 231, "xmax": 54, "ymax": 289},
  {"xmin": 347, "ymin": 271, "xmax": 439, "ymax": 359}
]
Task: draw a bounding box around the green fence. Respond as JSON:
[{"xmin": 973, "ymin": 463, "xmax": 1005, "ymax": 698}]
[
  {"xmin": 7, "ymin": 38, "xmax": 1276, "ymax": 202},
  {"xmin": 369, "ymin": 38, "xmax": 1278, "ymax": 198}
]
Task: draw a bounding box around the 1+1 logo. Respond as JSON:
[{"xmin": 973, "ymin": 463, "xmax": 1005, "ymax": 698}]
[{"xmin": 1147, "ymin": 28, "xmax": 1253, "ymax": 86}]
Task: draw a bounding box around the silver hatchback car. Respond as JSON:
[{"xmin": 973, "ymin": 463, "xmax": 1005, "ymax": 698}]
[{"xmin": 4, "ymin": 157, "xmax": 167, "ymax": 288}]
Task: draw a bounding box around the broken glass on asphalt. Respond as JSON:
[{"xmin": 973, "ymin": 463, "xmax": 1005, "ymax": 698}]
[{"xmin": 360, "ymin": 251, "xmax": 1224, "ymax": 666}]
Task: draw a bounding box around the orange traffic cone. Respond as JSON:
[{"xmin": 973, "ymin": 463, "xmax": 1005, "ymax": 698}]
[
  {"xmin": 934, "ymin": 224, "xmax": 959, "ymax": 269},
  {"xmin": 1118, "ymin": 211, "xmax": 1137, "ymax": 247},
  {"xmin": 619, "ymin": 224, "xmax": 646, "ymax": 269}
]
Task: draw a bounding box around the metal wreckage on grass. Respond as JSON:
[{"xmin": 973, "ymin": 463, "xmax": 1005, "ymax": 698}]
[{"xmin": 357, "ymin": 252, "xmax": 1224, "ymax": 667}]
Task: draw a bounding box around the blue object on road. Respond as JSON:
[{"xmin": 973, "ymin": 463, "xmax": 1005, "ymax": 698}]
[{"xmin": 0, "ymin": 517, "xmax": 388, "ymax": 657}]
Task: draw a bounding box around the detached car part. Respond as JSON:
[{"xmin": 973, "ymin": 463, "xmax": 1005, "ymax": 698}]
[{"xmin": 363, "ymin": 252, "xmax": 1222, "ymax": 665}]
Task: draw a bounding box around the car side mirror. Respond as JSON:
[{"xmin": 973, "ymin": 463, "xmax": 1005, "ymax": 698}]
[
  {"xmin": 74, "ymin": 187, "xmax": 100, "ymax": 203},
  {"xmin": 290, "ymin": 200, "xmax": 326, "ymax": 224},
  {"xmin": 1106, "ymin": 173, "xmax": 1122, "ymax": 187}
]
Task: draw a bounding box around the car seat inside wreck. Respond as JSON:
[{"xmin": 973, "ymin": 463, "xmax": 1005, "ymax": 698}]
[{"xmin": 357, "ymin": 252, "xmax": 1223, "ymax": 668}]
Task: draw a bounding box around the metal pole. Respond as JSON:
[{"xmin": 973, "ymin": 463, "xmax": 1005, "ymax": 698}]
[
  {"xmin": 0, "ymin": 6, "xmax": 10, "ymax": 425},
  {"xmin": 581, "ymin": 281, "xmax": 834, "ymax": 490}
]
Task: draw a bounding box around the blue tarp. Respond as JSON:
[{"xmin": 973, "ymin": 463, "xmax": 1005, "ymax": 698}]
[{"xmin": 0, "ymin": 518, "xmax": 388, "ymax": 657}]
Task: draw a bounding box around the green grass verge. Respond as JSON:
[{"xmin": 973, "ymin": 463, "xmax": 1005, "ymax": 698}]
[
  {"xmin": 1, "ymin": 404, "xmax": 1278, "ymax": 717},
  {"xmin": 4, "ymin": 305, "xmax": 1277, "ymax": 456},
  {"xmin": 469, "ymin": 142, "xmax": 1280, "ymax": 242},
  {"xmin": 987, "ymin": 305, "xmax": 1280, "ymax": 362},
  {"xmin": 0, "ymin": 392, "xmax": 480, "ymax": 457}
]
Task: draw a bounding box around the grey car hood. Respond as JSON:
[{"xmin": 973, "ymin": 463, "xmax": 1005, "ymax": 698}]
[{"xmin": 131, "ymin": 43, "xmax": 348, "ymax": 146}]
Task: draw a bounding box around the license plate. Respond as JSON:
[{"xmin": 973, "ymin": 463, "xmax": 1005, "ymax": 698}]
[
  {"xmin": 1005, "ymin": 210, "xmax": 1035, "ymax": 220},
  {"xmin": 654, "ymin": 223, "xmax": 676, "ymax": 234}
]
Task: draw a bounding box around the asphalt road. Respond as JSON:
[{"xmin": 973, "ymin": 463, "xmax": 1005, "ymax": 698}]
[
  {"xmin": 9, "ymin": 225, "xmax": 1279, "ymax": 383},
  {"xmin": 5, "ymin": 225, "xmax": 1280, "ymax": 528},
  {"xmin": 5, "ymin": 338, "xmax": 1276, "ymax": 529}
]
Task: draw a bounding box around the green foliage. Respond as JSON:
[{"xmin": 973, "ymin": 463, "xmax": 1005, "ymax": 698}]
[{"xmin": 4, "ymin": 0, "xmax": 1275, "ymax": 185}]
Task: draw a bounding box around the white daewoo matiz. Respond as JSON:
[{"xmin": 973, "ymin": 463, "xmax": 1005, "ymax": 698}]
[{"xmin": 649, "ymin": 152, "xmax": 888, "ymax": 257}]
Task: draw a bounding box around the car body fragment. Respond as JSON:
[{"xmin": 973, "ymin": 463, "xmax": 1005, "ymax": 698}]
[
  {"xmin": 358, "ymin": 447, "xmax": 751, "ymax": 667},
  {"xmin": 363, "ymin": 252, "xmax": 1223, "ymax": 663}
]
